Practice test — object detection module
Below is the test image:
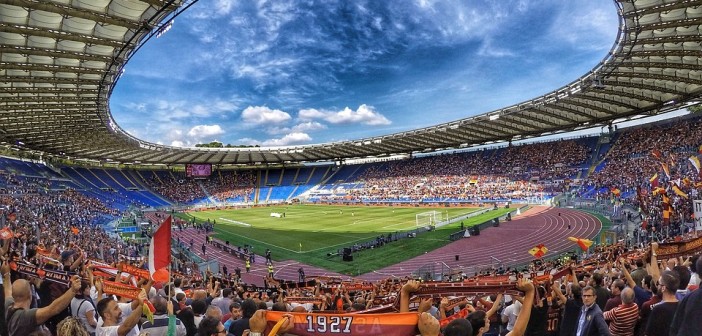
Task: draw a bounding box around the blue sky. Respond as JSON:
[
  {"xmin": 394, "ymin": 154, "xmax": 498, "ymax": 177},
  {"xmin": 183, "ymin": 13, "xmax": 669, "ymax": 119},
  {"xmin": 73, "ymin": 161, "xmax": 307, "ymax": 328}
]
[{"xmin": 110, "ymin": 0, "xmax": 618, "ymax": 148}]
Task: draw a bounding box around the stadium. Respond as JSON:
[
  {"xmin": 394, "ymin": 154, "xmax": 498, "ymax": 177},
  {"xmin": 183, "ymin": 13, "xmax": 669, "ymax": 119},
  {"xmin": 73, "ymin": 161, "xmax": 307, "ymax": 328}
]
[{"xmin": 1, "ymin": 1, "xmax": 702, "ymax": 336}]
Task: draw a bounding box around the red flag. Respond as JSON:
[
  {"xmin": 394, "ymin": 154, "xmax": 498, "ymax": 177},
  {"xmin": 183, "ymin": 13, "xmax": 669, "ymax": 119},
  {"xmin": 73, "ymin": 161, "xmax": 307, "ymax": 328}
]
[
  {"xmin": 148, "ymin": 216, "xmax": 171, "ymax": 282},
  {"xmin": 651, "ymin": 149, "xmax": 662, "ymax": 160},
  {"xmin": 649, "ymin": 173, "xmax": 659, "ymax": 188}
]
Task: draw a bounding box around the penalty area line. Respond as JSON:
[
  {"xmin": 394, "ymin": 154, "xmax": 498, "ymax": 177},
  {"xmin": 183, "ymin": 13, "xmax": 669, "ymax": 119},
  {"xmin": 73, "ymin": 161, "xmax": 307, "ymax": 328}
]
[{"xmin": 218, "ymin": 218, "xmax": 251, "ymax": 227}]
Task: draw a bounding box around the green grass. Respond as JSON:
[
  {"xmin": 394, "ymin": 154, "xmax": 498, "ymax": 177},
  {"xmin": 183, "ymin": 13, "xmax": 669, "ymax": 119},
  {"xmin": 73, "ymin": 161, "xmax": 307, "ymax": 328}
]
[{"xmin": 177, "ymin": 205, "xmax": 518, "ymax": 275}]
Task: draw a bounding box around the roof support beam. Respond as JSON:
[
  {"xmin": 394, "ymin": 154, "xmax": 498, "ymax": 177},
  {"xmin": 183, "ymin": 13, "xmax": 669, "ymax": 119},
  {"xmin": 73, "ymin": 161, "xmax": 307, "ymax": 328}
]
[
  {"xmin": 566, "ymin": 99, "xmax": 622, "ymax": 117},
  {"xmin": 0, "ymin": 23, "xmax": 125, "ymax": 48},
  {"xmin": 1, "ymin": 62, "xmax": 109, "ymax": 76},
  {"xmin": 4, "ymin": 0, "xmax": 142, "ymax": 30},
  {"xmin": 605, "ymin": 71, "xmax": 702, "ymax": 86},
  {"xmin": 0, "ymin": 46, "xmax": 114, "ymax": 63}
]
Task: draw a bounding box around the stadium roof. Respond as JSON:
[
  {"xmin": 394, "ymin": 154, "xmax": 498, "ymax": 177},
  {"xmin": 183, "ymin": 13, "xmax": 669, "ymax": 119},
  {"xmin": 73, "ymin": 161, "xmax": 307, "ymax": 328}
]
[{"xmin": 2, "ymin": 0, "xmax": 702, "ymax": 165}]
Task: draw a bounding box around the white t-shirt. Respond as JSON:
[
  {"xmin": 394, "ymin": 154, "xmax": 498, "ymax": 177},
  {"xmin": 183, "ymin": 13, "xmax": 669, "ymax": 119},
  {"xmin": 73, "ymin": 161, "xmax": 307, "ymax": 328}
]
[
  {"xmin": 96, "ymin": 324, "xmax": 139, "ymax": 336},
  {"xmin": 71, "ymin": 297, "xmax": 97, "ymax": 333},
  {"xmin": 96, "ymin": 302, "xmax": 140, "ymax": 336},
  {"xmin": 502, "ymin": 301, "xmax": 521, "ymax": 332}
]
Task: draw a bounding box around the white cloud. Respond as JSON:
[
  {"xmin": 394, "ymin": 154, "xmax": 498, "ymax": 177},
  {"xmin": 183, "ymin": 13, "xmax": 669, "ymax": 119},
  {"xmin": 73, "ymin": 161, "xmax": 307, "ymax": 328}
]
[
  {"xmin": 170, "ymin": 140, "xmax": 185, "ymax": 147},
  {"xmin": 299, "ymin": 104, "xmax": 391, "ymax": 126},
  {"xmin": 299, "ymin": 108, "xmax": 328, "ymax": 120},
  {"xmin": 187, "ymin": 124, "xmax": 225, "ymax": 138},
  {"xmin": 265, "ymin": 121, "xmax": 327, "ymax": 136},
  {"xmin": 262, "ymin": 132, "xmax": 312, "ymax": 146},
  {"xmin": 241, "ymin": 106, "xmax": 292, "ymax": 124},
  {"xmin": 292, "ymin": 121, "xmax": 327, "ymax": 132}
]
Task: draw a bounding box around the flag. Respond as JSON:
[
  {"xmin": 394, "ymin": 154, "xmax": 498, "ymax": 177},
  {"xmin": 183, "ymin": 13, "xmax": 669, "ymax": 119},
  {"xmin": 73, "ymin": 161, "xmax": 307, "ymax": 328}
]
[
  {"xmin": 611, "ymin": 187, "xmax": 621, "ymax": 196},
  {"xmin": 672, "ymin": 185, "xmax": 688, "ymax": 199},
  {"xmin": 652, "ymin": 187, "xmax": 666, "ymax": 196},
  {"xmin": 683, "ymin": 177, "xmax": 692, "ymax": 187},
  {"xmin": 699, "ymin": 145, "xmax": 702, "ymax": 155},
  {"xmin": 663, "ymin": 208, "xmax": 672, "ymax": 225},
  {"xmin": 650, "ymin": 173, "xmax": 659, "ymax": 188},
  {"xmin": 651, "ymin": 149, "xmax": 662, "ymax": 160},
  {"xmin": 70, "ymin": 227, "xmax": 80, "ymax": 235},
  {"xmin": 689, "ymin": 156, "xmax": 701, "ymax": 175},
  {"xmin": 0, "ymin": 227, "xmax": 13, "ymax": 240},
  {"xmin": 661, "ymin": 163, "xmax": 671, "ymax": 178},
  {"xmin": 143, "ymin": 300, "xmax": 156, "ymax": 324},
  {"xmin": 568, "ymin": 237, "xmax": 594, "ymax": 251},
  {"xmin": 528, "ymin": 244, "xmax": 548, "ymax": 258},
  {"xmin": 148, "ymin": 216, "xmax": 171, "ymax": 282}
]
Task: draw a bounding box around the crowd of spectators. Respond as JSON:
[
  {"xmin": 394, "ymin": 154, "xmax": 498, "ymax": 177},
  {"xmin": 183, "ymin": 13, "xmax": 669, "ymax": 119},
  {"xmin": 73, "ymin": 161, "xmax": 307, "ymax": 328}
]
[
  {"xmin": 586, "ymin": 117, "xmax": 702, "ymax": 235},
  {"xmin": 2, "ymin": 189, "xmax": 701, "ymax": 336},
  {"xmin": 335, "ymin": 139, "xmax": 591, "ymax": 202},
  {"xmin": 141, "ymin": 171, "xmax": 254, "ymax": 205},
  {"xmin": 3, "ymin": 115, "xmax": 702, "ymax": 335}
]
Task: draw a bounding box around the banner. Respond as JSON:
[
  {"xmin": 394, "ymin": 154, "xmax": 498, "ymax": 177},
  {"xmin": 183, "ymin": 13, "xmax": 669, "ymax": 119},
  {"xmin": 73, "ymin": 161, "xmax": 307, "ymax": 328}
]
[
  {"xmin": 119, "ymin": 262, "xmax": 151, "ymax": 280},
  {"xmin": 102, "ymin": 280, "xmax": 142, "ymax": 299},
  {"xmin": 285, "ymin": 296, "xmax": 323, "ymax": 305},
  {"xmin": 656, "ymin": 235, "xmax": 702, "ymax": 259},
  {"xmin": 265, "ymin": 311, "xmax": 419, "ymax": 336},
  {"xmin": 9, "ymin": 262, "xmax": 73, "ymax": 286}
]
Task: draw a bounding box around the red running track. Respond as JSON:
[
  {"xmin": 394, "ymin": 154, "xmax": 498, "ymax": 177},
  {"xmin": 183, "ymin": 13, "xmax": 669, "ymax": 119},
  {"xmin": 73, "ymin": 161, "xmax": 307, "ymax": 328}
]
[{"xmin": 172, "ymin": 206, "xmax": 601, "ymax": 286}]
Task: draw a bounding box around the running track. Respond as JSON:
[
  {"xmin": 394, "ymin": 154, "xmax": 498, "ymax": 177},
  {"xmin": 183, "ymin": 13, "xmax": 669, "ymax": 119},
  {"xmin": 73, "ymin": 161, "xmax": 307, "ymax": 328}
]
[{"xmin": 171, "ymin": 207, "xmax": 601, "ymax": 286}]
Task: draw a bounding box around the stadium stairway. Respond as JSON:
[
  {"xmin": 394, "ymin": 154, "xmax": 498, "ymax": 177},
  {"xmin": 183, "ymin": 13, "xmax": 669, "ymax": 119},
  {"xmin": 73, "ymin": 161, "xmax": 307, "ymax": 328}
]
[{"xmin": 197, "ymin": 180, "xmax": 219, "ymax": 205}]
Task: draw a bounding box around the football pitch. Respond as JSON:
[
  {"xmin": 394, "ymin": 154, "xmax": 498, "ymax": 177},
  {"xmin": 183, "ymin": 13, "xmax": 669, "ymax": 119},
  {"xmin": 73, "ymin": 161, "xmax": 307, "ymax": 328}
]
[
  {"xmin": 181, "ymin": 204, "xmax": 515, "ymax": 274},
  {"xmin": 187, "ymin": 205, "xmax": 475, "ymax": 252}
]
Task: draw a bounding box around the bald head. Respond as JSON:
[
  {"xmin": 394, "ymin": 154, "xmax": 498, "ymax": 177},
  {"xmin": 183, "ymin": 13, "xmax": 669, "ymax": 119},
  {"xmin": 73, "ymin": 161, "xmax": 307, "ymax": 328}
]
[
  {"xmin": 11, "ymin": 279, "xmax": 32, "ymax": 303},
  {"xmin": 621, "ymin": 287, "xmax": 635, "ymax": 304},
  {"xmin": 193, "ymin": 289, "xmax": 207, "ymax": 301}
]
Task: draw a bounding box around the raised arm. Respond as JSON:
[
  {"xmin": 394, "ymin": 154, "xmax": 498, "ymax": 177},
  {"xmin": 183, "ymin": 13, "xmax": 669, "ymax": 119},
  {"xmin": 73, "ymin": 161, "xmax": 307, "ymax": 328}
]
[
  {"xmin": 400, "ymin": 280, "xmax": 420, "ymax": 313},
  {"xmin": 118, "ymin": 289, "xmax": 146, "ymax": 336},
  {"xmin": 486, "ymin": 293, "xmax": 504, "ymax": 319},
  {"xmin": 506, "ymin": 279, "xmax": 535, "ymax": 336},
  {"xmin": 2, "ymin": 259, "xmax": 10, "ymax": 299},
  {"xmin": 36, "ymin": 275, "xmax": 80, "ymax": 324},
  {"xmin": 551, "ymin": 279, "xmax": 567, "ymax": 305},
  {"xmin": 618, "ymin": 258, "xmax": 637, "ymax": 288}
]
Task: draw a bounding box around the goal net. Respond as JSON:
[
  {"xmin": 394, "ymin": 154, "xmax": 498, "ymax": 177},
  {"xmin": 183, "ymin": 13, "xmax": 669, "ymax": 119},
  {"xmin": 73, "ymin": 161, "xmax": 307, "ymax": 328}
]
[{"xmin": 416, "ymin": 211, "xmax": 445, "ymax": 228}]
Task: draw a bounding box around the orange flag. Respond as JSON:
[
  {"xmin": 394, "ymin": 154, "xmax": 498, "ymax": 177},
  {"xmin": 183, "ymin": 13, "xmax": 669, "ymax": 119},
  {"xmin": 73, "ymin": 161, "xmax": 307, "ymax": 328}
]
[
  {"xmin": 568, "ymin": 237, "xmax": 594, "ymax": 251},
  {"xmin": 70, "ymin": 227, "xmax": 80, "ymax": 235},
  {"xmin": 0, "ymin": 227, "xmax": 13, "ymax": 240}
]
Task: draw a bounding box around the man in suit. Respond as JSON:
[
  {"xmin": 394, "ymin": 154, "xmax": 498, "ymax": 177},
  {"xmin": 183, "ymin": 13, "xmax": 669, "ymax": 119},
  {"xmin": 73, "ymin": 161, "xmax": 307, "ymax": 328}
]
[{"xmin": 575, "ymin": 286, "xmax": 610, "ymax": 336}]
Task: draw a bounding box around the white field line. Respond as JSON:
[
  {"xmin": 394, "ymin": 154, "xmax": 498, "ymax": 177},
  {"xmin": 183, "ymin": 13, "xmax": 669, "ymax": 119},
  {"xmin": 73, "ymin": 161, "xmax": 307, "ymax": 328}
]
[{"xmin": 218, "ymin": 218, "xmax": 251, "ymax": 227}]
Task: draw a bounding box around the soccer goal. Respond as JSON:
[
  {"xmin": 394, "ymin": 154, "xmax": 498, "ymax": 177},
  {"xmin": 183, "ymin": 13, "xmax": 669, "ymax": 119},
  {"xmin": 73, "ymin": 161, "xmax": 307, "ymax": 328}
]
[{"xmin": 416, "ymin": 210, "xmax": 446, "ymax": 228}]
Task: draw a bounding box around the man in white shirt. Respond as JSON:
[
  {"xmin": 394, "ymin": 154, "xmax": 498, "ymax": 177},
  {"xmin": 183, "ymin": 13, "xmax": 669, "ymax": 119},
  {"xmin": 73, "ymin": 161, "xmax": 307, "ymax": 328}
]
[
  {"xmin": 501, "ymin": 299, "xmax": 521, "ymax": 333},
  {"xmin": 95, "ymin": 289, "xmax": 145, "ymax": 336}
]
